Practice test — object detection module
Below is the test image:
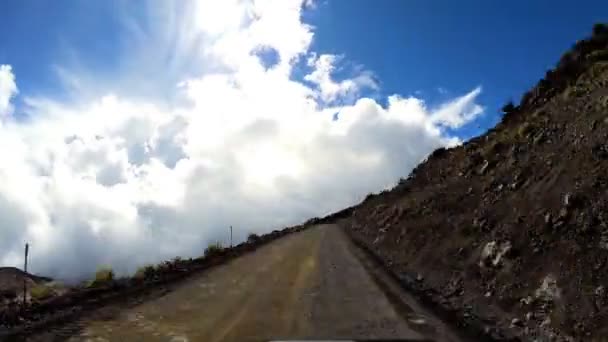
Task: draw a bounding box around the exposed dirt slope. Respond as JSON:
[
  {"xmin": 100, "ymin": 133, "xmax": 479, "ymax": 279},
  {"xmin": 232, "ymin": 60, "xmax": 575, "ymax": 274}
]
[{"xmin": 340, "ymin": 24, "xmax": 608, "ymax": 341}]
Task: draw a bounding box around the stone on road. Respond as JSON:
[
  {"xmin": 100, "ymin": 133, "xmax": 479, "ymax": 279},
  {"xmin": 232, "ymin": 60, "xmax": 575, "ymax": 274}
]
[{"xmin": 27, "ymin": 225, "xmax": 460, "ymax": 341}]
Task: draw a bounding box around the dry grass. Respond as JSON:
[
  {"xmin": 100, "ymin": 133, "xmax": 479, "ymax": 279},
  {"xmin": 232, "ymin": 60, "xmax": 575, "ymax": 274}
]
[
  {"xmin": 517, "ymin": 122, "xmax": 534, "ymax": 139},
  {"xmin": 133, "ymin": 265, "xmax": 151, "ymax": 280},
  {"xmin": 204, "ymin": 242, "xmax": 223, "ymax": 257},
  {"xmin": 91, "ymin": 267, "xmax": 114, "ymax": 286},
  {"xmin": 30, "ymin": 284, "xmax": 53, "ymax": 301}
]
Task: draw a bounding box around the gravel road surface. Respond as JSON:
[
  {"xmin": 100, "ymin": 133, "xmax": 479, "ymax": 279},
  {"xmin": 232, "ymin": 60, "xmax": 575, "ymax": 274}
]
[{"xmin": 26, "ymin": 225, "xmax": 462, "ymax": 342}]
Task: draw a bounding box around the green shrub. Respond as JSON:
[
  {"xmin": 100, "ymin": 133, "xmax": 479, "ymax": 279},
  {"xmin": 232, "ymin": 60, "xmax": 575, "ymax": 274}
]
[
  {"xmin": 30, "ymin": 284, "xmax": 53, "ymax": 301},
  {"xmin": 171, "ymin": 257, "xmax": 184, "ymax": 268},
  {"xmin": 247, "ymin": 233, "xmax": 260, "ymax": 243},
  {"xmin": 501, "ymin": 101, "xmax": 516, "ymax": 114},
  {"xmin": 204, "ymin": 242, "xmax": 223, "ymax": 257},
  {"xmin": 133, "ymin": 265, "xmax": 155, "ymax": 280},
  {"xmin": 157, "ymin": 260, "xmax": 172, "ymax": 272},
  {"xmin": 93, "ymin": 267, "xmax": 114, "ymax": 286},
  {"xmin": 593, "ymin": 23, "xmax": 608, "ymax": 36}
]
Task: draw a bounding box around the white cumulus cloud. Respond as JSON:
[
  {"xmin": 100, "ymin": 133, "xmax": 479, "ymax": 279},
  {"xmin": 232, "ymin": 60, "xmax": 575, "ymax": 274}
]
[
  {"xmin": 0, "ymin": 0, "xmax": 484, "ymax": 281},
  {"xmin": 0, "ymin": 65, "xmax": 18, "ymax": 117},
  {"xmin": 305, "ymin": 54, "xmax": 378, "ymax": 104}
]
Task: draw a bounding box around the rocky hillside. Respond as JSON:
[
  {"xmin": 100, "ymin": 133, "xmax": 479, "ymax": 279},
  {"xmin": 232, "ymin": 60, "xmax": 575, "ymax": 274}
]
[{"xmin": 341, "ymin": 24, "xmax": 608, "ymax": 340}]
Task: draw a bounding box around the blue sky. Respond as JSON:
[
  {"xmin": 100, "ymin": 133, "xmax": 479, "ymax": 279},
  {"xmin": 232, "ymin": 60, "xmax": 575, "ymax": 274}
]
[
  {"xmin": 305, "ymin": 0, "xmax": 608, "ymax": 137},
  {"xmin": 0, "ymin": 0, "xmax": 607, "ymax": 278},
  {"xmin": 1, "ymin": 1, "xmax": 606, "ymax": 136}
]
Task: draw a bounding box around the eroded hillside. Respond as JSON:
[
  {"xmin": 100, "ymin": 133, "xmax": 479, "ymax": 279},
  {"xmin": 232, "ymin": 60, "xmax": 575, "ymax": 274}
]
[{"xmin": 342, "ymin": 24, "xmax": 608, "ymax": 340}]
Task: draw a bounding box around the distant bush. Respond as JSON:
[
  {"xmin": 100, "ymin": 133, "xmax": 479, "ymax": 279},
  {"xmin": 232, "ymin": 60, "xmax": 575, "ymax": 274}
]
[
  {"xmin": 168, "ymin": 257, "xmax": 184, "ymax": 269},
  {"xmin": 156, "ymin": 260, "xmax": 173, "ymax": 272},
  {"xmin": 133, "ymin": 267, "xmax": 145, "ymax": 280},
  {"xmin": 247, "ymin": 233, "xmax": 260, "ymax": 243},
  {"xmin": 93, "ymin": 267, "xmax": 114, "ymax": 286},
  {"xmin": 561, "ymin": 86, "xmax": 574, "ymax": 100},
  {"xmin": 30, "ymin": 284, "xmax": 53, "ymax": 301},
  {"xmin": 429, "ymin": 147, "xmax": 448, "ymax": 159},
  {"xmin": 593, "ymin": 23, "xmax": 608, "ymax": 36},
  {"xmin": 204, "ymin": 242, "xmax": 223, "ymax": 257},
  {"xmin": 305, "ymin": 217, "xmax": 321, "ymax": 225},
  {"xmin": 134, "ymin": 264, "xmax": 155, "ymax": 280},
  {"xmin": 501, "ymin": 101, "xmax": 516, "ymax": 114}
]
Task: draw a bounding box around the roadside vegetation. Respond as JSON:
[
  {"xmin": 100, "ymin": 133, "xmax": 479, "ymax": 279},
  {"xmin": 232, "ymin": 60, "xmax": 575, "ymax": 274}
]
[
  {"xmin": 29, "ymin": 284, "xmax": 53, "ymax": 301},
  {"xmin": 204, "ymin": 242, "xmax": 223, "ymax": 257},
  {"xmin": 1, "ymin": 222, "xmax": 310, "ymax": 331}
]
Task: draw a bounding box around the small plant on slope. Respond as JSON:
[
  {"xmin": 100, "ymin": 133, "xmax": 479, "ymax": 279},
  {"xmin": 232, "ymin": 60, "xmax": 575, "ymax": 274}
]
[
  {"xmin": 91, "ymin": 267, "xmax": 114, "ymax": 287},
  {"xmin": 204, "ymin": 242, "xmax": 223, "ymax": 257},
  {"xmin": 30, "ymin": 284, "xmax": 53, "ymax": 301}
]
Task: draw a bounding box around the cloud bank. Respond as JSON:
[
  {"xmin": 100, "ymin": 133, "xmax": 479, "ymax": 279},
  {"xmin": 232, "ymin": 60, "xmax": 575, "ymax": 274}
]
[
  {"xmin": 0, "ymin": 65, "xmax": 18, "ymax": 117},
  {"xmin": 0, "ymin": 0, "xmax": 483, "ymax": 281}
]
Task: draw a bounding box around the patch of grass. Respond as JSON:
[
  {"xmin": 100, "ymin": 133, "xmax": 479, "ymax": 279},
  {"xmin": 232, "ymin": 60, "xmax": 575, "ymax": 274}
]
[
  {"xmin": 561, "ymin": 86, "xmax": 575, "ymax": 100},
  {"xmin": 204, "ymin": 242, "xmax": 223, "ymax": 257},
  {"xmin": 133, "ymin": 268, "xmax": 145, "ymax": 280},
  {"xmin": 30, "ymin": 284, "xmax": 53, "ymax": 301},
  {"xmin": 517, "ymin": 122, "xmax": 534, "ymax": 139},
  {"xmin": 593, "ymin": 23, "xmax": 608, "ymax": 36},
  {"xmin": 92, "ymin": 267, "xmax": 114, "ymax": 286}
]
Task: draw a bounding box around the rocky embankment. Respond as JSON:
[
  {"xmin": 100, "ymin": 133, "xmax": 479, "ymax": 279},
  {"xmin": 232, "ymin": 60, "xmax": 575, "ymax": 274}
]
[{"xmin": 340, "ymin": 24, "xmax": 608, "ymax": 341}]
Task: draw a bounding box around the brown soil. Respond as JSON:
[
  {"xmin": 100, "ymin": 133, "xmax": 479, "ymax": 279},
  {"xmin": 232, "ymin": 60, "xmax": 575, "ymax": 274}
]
[{"xmin": 336, "ymin": 25, "xmax": 608, "ymax": 341}]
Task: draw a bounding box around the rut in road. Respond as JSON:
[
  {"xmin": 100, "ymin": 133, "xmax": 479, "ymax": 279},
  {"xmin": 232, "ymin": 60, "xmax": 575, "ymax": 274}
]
[{"xmin": 25, "ymin": 225, "xmax": 462, "ymax": 342}]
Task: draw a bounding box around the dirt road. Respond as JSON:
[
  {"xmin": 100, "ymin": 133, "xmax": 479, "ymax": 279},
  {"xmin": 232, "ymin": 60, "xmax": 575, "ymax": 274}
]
[{"xmin": 26, "ymin": 225, "xmax": 462, "ymax": 342}]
